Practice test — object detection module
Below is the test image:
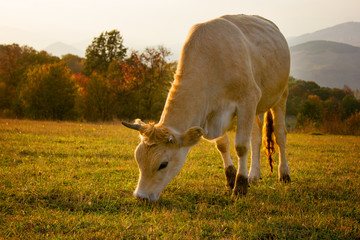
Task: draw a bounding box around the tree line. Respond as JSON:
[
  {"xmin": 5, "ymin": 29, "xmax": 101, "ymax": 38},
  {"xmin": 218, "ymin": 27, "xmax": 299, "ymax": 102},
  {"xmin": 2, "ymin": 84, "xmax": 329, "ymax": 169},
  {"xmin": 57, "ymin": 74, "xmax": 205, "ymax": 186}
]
[
  {"xmin": 287, "ymin": 76, "xmax": 360, "ymax": 135},
  {"xmin": 0, "ymin": 30, "xmax": 175, "ymax": 121},
  {"xmin": 1, "ymin": 30, "xmax": 360, "ymax": 134}
]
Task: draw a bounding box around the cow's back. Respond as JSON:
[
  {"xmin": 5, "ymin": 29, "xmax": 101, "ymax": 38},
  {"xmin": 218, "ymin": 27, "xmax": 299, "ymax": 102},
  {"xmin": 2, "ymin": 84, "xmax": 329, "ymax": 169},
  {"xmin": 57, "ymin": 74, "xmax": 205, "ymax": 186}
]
[
  {"xmin": 176, "ymin": 14, "xmax": 290, "ymax": 115},
  {"xmin": 221, "ymin": 15, "xmax": 290, "ymax": 112}
]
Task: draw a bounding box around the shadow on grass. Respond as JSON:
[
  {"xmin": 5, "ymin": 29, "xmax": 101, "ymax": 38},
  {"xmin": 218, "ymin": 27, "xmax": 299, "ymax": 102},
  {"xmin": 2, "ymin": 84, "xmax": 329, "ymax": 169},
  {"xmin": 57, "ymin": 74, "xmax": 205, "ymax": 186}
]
[
  {"xmin": 19, "ymin": 149, "xmax": 132, "ymax": 160},
  {"xmin": 14, "ymin": 183, "xmax": 238, "ymax": 215}
]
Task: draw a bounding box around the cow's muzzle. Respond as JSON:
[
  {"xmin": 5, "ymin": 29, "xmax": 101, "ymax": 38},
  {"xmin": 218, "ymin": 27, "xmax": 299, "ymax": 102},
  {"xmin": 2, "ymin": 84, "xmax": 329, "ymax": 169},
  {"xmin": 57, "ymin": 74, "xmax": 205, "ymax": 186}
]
[{"xmin": 133, "ymin": 190, "xmax": 160, "ymax": 202}]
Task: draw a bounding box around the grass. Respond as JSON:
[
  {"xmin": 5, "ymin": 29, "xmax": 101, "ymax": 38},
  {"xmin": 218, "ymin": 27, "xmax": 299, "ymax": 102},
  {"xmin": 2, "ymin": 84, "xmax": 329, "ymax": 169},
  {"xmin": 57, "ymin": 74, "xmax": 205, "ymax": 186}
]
[{"xmin": 0, "ymin": 119, "xmax": 359, "ymax": 239}]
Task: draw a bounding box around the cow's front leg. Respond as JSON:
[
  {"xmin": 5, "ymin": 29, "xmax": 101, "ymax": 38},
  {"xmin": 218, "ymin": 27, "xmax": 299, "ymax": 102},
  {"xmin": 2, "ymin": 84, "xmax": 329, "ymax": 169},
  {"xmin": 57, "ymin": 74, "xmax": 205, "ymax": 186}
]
[
  {"xmin": 234, "ymin": 145, "xmax": 250, "ymax": 196},
  {"xmin": 216, "ymin": 134, "xmax": 236, "ymax": 189},
  {"xmin": 233, "ymin": 106, "xmax": 256, "ymax": 196}
]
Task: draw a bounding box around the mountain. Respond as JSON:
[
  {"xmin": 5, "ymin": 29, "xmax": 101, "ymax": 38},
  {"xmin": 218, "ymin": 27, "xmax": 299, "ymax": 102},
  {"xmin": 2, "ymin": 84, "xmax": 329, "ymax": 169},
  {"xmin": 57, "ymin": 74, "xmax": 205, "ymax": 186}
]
[
  {"xmin": 290, "ymin": 40, "xmax": 360, "ymax": 89},
  {"xmin": 44, "ymin": 42, "xmax": 84, "ymax": 57},
  {"xmin": 0, "ymin": 26, "xmax": 87, "ymax": 57},
  {"xmin": 0, "ymin": 26, "xmax": 55, "ymax": 51},
  {"xmin": 73, "ymin": 39, "xmax": 92, "ymax": 54},
  {"xmin": 287, "ymin": 22, "xmax": 360, "ymax": 47}
]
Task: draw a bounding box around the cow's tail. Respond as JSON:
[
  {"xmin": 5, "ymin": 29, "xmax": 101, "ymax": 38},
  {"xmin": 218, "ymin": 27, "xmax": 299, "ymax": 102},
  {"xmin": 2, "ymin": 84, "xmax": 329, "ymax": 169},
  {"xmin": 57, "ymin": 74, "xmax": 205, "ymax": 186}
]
[{"xmin": 262, "ymin": 110, "xmax": 276, "ymax": 173}]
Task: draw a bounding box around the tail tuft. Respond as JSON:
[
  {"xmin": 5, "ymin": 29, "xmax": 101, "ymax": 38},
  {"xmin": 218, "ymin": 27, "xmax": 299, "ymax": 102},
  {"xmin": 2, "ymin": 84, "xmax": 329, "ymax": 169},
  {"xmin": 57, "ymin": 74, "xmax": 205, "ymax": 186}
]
[{"xmin": 262, "ymin": 111, "xmax": 276, "ymax": 173}]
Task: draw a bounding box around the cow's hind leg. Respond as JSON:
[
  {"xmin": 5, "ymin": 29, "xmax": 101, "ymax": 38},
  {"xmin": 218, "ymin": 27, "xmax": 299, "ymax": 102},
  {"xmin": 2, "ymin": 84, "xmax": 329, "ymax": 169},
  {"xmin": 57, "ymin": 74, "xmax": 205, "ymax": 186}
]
[
  {"xmin": 248, "ymin": 116, "xmax": 262, "ymax": 183},
  {"xmin": 216, "ymin": 134, "xmax": 236, "ymax": 189},
  {"xmin": 272, "ymin": 92, "xmax": 291, "ymax": 182}
]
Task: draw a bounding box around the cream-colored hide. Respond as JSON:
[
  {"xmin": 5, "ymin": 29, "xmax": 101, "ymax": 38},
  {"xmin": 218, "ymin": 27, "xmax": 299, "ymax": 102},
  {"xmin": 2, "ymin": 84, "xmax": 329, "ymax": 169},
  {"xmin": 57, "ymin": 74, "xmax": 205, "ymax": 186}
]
[{"xmin": 123, "ymin": 14, "xmax": 291, "ymax": 201}]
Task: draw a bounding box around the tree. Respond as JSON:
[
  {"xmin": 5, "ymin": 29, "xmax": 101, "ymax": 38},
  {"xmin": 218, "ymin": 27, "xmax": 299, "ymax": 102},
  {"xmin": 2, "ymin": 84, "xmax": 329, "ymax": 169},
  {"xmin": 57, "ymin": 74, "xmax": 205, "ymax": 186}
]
[
  {"xmin": 71, "ymin": 73, "xmax": 89, "ymax": 119},
  {"xmin": 82, "ymin": 30, "xmax": 127, "ymax": 76},
  {"xmin": 296, "ymin": 95, "xmax": 324, "ymax": 128},
  {"xmin": 342, "ymin": 85, "xmax": 353, "ymax": 96},
  {"xmin": 329, "ymin": 88, "xmax": 347, "ymax": 101},
  {"xmin": 342, "ymin": 95, "xmax": 360, "ymax": 119},
  {"xmin": 62, "ymin": 54, "xmax": 83, "ymax": 74},
  {"xmin": 286, "ymin": 96, "xmax": 302, "ymax": 116},
  {"xmin": 287, "ymin": 77, "xmax": 318, "ymax": 116},
  {"xmin": 287, "ymin": 76, "xmax": 360, "ymax": 134},
  {"xmin": 311, "ymin": 87, "xmax": 332, "ymax": 101},
  {"xmin": 106, "ymin": 46, "xmax": 175, "ymax": 120},
  {"xmin": 19, "ymin": 62, "xmax": 77, "ymax": 120},
  {"xmin": 344, "ymin": 112, "xmax": 360, "ymax": 135},
  {"xmin": 0, "ymin": 44, "xmax": 59, "ymax": 114},
  {"xmin": 107, "ymin": 52, "xmax": 145, "ymax": 119},
  {"xmin": 321, "ymin": 96, "xmax": 343, "ymax": 133},
  {"xmin": 84, "ymin": 72, "xmax": 115, "ymax": 121}
]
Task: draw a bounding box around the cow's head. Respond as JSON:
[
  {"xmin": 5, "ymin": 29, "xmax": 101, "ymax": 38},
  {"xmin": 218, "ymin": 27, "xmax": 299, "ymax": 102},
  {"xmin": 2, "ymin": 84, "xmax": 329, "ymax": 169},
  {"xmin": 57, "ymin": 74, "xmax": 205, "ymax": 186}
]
[{"xmin": 122, "ymin": 119, "xmax": 203, "ymax": 201}]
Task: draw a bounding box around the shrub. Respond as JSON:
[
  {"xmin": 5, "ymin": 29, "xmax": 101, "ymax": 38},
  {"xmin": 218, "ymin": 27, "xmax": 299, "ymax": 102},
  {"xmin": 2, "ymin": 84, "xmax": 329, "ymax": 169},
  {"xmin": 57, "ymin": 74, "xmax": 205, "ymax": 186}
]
[
  {"xmin": 18, "ymin": 62, "xmax": 77, "ymax": 120},
  {"xmin": 84, "ymin": 72, "xmax": 115, "ymax": 121},
  {"xmin": 296, "ymin": 95, "xmax": 323, "ymax": 128},
  {"xmin": 344, "ymin": 112, "xmax": 360, "ymax": 135}
]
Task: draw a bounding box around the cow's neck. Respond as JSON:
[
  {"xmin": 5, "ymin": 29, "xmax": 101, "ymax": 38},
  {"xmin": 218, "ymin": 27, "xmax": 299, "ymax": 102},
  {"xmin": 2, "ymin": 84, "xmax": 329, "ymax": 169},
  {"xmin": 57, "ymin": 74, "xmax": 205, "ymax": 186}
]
[{"xmin": 158, "ymin": 75, "xmax": 206, "ymax": 134}]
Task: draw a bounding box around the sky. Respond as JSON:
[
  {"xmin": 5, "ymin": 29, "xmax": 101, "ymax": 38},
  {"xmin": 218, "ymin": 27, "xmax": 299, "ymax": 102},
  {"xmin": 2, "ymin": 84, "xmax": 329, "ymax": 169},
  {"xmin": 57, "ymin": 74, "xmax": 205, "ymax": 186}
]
[{"xmin": 1, "ymin": 0, "xmax": 359, "ymax": 58}]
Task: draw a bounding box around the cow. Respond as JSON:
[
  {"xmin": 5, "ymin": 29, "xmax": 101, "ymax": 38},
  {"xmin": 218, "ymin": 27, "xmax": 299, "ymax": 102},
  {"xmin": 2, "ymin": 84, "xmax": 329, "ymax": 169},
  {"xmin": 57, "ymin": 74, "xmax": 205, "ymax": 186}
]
[{"xmin": 122, "ymin": 14, "xmax": 291, "ymax": 201}]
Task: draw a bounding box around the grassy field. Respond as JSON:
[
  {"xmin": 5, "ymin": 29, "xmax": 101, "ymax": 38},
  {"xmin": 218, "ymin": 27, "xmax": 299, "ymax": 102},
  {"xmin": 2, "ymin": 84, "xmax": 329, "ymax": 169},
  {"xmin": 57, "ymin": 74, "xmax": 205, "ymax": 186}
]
[{"xmin": 0, "ymin": 119, "xmax": 359, "ymax": 239}]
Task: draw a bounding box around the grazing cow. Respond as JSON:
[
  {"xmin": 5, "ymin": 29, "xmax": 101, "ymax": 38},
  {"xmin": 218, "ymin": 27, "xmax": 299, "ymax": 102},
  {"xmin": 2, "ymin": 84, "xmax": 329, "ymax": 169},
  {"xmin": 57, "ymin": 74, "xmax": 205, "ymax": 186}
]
[{"xmin": 122, "ymin": 14, "xmax": 291, "ymax": 201}]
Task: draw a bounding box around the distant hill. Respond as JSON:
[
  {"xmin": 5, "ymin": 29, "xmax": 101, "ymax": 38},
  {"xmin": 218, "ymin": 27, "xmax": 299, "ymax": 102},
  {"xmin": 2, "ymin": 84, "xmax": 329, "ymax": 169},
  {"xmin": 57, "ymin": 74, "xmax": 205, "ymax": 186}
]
[
  {"xmin": 288, "ymin": 22, "xmax": 360, "ymax": 47},
  {"xmin": 44, "ymin": 42, "xmax": 84, "ymax": 58},
  {"xmin": 290, "ymin": 40, "xmax": 360, "ymax": 90},
  {"xmin": 0, "ymin": 26, "xmax": 54, "ymax": 51}
]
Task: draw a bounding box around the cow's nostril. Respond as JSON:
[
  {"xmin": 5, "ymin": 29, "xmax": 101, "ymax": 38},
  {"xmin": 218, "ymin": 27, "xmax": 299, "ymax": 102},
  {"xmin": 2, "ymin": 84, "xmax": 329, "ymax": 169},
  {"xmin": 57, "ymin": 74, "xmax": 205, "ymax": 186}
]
[{"xmin": 134, "ymin": 191, "xmax": 159, "ymax": 202}]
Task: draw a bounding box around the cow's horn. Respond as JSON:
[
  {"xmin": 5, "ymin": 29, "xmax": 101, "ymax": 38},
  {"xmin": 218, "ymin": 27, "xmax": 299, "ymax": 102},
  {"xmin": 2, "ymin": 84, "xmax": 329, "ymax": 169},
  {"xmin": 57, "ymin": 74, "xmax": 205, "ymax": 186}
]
[{"xmin": 121, "ymin": 121, "xmax": 142, "ymax": 131}]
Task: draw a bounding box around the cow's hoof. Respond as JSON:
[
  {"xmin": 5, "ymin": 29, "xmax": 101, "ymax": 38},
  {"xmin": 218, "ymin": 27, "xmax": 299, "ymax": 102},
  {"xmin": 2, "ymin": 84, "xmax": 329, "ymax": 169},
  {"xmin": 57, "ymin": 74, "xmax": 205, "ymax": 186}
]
[
  {"xmin": 279, "ymin": 174, "xmax": 291, "ymax": 183},
  {"xmin": 233, "ymin": 175, "xmax": 248, "ymax": 196},
  {"xmin": 248, "ymin": 174, "xmax": 261, "ymax": 184},
  {"xmin": 225, "ymin": 165, "xmax": 237, "ymax": 189}
]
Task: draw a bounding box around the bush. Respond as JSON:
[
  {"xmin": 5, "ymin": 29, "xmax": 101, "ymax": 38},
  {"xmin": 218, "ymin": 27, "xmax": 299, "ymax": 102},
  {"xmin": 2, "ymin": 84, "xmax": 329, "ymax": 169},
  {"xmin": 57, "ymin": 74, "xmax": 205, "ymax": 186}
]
[
  {"xmin": 296, "ymin": 95, "xmax": 323, "ymax": 128},
  {"xmin": 344, "ymin": 112, "xmax": 360, "ymax": 135},
  {"xmin": 342, "ymin": 95, "xmax": 360, "ymax": 119},
  {"xmin": 18, "ymin": 62, "xmax": 77, "ymax": 120},
  {"xmin": 84, "ymin": 73, "xmax": 115, "ymax": 121}
]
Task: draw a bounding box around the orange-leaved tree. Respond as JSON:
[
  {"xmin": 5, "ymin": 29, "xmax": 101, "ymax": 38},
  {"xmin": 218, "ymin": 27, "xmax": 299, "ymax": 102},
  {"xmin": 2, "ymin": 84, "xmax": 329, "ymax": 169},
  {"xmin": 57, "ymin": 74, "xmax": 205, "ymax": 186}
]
[{"xmin": 106, "ymin": 46, "xmax": 175, "ymax": 120}]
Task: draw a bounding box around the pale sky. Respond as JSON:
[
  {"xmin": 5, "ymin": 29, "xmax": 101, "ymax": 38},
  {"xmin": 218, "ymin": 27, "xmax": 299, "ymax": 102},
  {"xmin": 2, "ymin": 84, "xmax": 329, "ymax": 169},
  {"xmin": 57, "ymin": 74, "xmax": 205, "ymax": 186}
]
[{"xmin": 1, "ymin": 0, "xmax": 359, "ymax": 57}]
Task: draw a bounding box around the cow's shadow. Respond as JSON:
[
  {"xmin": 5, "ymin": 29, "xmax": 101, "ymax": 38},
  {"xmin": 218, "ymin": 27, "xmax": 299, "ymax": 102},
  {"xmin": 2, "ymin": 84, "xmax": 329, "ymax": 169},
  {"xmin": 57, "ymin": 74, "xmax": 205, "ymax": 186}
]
[{"xmin": 128, "ymin": 185, "xmax": 237, "ymax": 215}]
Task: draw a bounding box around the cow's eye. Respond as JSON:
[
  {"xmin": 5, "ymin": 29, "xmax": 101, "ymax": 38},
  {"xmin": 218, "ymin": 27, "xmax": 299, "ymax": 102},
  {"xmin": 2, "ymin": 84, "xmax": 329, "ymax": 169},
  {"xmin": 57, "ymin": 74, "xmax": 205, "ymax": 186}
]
[{"xmin": 158, "ymin": 162, "xmax": 168, "ymax": 170}]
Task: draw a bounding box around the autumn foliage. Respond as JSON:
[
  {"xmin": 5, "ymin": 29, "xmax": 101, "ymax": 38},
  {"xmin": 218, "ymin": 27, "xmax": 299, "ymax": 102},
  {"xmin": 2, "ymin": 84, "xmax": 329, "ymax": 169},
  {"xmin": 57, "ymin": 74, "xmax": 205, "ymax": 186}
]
[
  {"xmin": 18, "ymin": 62, "xmax": 77, "ymax": 120},
  {"xmin": 287, "ymin": 77, "xmax": 360, "ymax": 134},
  {"xmin": 0, "ymin": 30, "xmax": 175, "ymax": 122},
  {"xmin": 1, "ymin": 32, "xmax": 360, "ymax": 135}
]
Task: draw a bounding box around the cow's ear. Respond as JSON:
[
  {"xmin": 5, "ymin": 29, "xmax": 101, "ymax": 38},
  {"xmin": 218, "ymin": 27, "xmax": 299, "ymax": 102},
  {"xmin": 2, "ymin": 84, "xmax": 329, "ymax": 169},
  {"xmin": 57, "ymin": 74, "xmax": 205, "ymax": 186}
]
[{"xmin": 180, "ymin": 127, "xmax": 204, "ymax": 147}]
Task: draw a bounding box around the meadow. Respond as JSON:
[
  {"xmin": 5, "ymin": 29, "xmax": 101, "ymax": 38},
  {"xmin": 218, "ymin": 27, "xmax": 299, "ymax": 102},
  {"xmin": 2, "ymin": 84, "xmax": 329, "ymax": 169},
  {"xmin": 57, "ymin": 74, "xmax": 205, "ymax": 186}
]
[{"xmin": 0, "ymin": 119, "xmax": 359, "ymax": 239}]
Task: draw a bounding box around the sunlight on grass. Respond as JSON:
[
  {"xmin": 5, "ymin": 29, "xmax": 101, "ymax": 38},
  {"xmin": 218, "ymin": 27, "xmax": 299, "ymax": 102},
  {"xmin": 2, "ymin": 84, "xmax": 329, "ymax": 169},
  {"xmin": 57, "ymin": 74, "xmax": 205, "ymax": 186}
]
[{"xmin": 0, "ymin": 119, "xmax": 359, "ymax": 239}]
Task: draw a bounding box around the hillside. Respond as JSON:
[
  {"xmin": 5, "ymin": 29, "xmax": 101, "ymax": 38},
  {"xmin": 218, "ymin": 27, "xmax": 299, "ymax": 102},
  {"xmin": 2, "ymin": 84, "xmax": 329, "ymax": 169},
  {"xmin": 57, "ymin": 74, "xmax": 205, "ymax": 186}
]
[
  {"xmin": 288, "ymin": 22, "xmax": 360, "ymax": 47},
  {"xmin": 290, "ymin": 40, "xmax": 360, "ymax": 89},
  {"xmin": 44, "ymin": 42, "xmax": 84, "ymax": 57}
]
